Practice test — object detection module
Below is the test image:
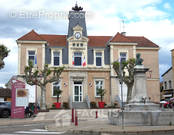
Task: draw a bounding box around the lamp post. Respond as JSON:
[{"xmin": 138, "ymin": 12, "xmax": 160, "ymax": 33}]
[{"xmin": 119, "ymin": 61, "xmax": 124, "ymax": 129}]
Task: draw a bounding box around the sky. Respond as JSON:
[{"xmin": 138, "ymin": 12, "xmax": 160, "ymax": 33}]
[{"xmin": 0, "ymin": 0, "xmax": 174, "ymax": 87}]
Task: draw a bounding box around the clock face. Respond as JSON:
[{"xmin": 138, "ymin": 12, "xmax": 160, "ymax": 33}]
[{"xmin": 75, "ymin": 32, "xmax": 81, "ymax": 39}]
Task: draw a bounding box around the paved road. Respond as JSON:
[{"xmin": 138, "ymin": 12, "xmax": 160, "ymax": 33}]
[
  {"xmin": 1, "ymin": 123, "xmax": 174, "ymax": 135},
  {"xmin": 0, "ymin": 123, "xmax": 70, "ymax": 135}
]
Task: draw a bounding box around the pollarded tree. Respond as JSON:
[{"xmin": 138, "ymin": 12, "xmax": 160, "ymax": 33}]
[
  {"xmin": 24, "ymin": 61, "xmax": 64, "ymax": 110},
  {"xmin": 0, "ymin": 44, "xmax": 10, "ymax": 70},
  {"xmin": 97, "ymin": 88, "xmax": 106, "ymax": 102},
  {"xmin": 113, "ymin": 58, "xmax": 136, "ymax": 103}
]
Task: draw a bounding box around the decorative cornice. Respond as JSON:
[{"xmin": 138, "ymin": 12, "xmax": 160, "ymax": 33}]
[
  {"xmin": 109, "ymin": 42, "xmax": 138, "ymax": 46},
  {"xmin": 136, "ymin": 47, "xmax": 159, "ymax": 50}
]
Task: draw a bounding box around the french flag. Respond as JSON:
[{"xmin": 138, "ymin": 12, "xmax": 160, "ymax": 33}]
[
  {"xmin": 72, "ymin": 55, "xmax": 74, "ymax": 65},
  {"xmin": 82, "ymin": 56, "xmax": 86, "ymax": 67}
]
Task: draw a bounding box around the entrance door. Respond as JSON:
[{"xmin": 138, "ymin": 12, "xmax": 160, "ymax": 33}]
[{"xmin": 73, "ymin": 81, "xmax": 83, "ymax": 102}]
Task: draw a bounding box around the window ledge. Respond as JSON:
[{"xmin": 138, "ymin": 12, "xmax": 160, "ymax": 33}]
[{"xmin": 52, "ymin": 96, "xmax": 62, "ymax": 98}]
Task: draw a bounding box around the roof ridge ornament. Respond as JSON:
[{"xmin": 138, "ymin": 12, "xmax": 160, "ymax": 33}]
[{"xmin": 72, "ymin": 2, "xmax": 83, "ymax": 11}]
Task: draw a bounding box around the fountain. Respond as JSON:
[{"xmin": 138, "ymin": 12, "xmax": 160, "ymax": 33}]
[{"xmin": 108, "ymin": 54, "xmax": 174, "ymax": 126}]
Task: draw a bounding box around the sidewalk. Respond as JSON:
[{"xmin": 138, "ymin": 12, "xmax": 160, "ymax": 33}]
[
  {"xmin": 44, "ymin": 109, "xmax": 174, "ymax": 134},
  {"xmin": 47, "ymin": 118, "xmax": 174, "ymax": 134},
  {"xmin": 0, "ymin": 111, "xmax": 55, "ymax": 126},
  {"xmin": 1, "ymin": 109, "xmax": 174, "ymax": 134}
]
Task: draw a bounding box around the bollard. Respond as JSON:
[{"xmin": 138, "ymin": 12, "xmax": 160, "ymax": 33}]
[
  {"xmin": 75, "ymin": 110, "xmax": 78, "ymax": 126},
  {"xmin": 72, "ymin": 108, "xmax": 74, "ymax": 123},
  {"xmin": 34, "ymin": 105, "xmax": 38, "ymax": 114},
  {"xmin": 96, "ymin": 110, "xmax": 98, "ymax": 119}
]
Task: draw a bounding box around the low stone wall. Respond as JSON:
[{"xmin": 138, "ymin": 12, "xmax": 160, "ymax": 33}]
[{"xmin": 108, "ymin": 110, "xmax": 174, "ymax": 126}]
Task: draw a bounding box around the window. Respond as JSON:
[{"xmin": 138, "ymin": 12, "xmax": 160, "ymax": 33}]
[
  {"xmin": 120, "ymin": 52, "xmax": 127, "ymax": 62},
  {"xmin": 95, "ymin": 80, "xmax": 104, "ymax": 97},
  {"xmin": 52, "ymin": 81, "xmax": 61, "ymax": 97},
  {"xmin": 74, "ymin": 52, "xmax": 82, "ymax": 66},
  {"xmin": 80, "ymin": 43, "xmax": 83, "ymax": 47},
  {"xmin": 169, "ymin": 80, "xmax": 172, "ymax": 89},
  {"xmin": 73, "ymin": 43, "xmax": 75, "ymax": 47},
  {"xmin": 53, "ymin": 51, "xmax": 60, "ymax": 66},
  {"xmin": 96, "ymin": 52, "xmax": 102, "ymax": 66},
  {"xmin": 164, "ymin": 81, "xmax": 167, "ymax": 89},
  {"xmin": 28, "ymin": 50, "xmax": 36, "ymax": 65}
]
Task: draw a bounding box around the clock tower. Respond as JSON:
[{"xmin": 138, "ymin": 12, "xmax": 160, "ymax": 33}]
[{"xmin": 67, "ymin": 3, "xmax": 87, "ymax": 38}]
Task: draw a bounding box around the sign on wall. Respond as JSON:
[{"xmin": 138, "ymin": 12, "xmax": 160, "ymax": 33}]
[{"xmin": 11, "ymin": 79, "xmax": 27, "ymax": 119}]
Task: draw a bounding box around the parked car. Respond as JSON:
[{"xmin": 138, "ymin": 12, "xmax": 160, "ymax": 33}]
[
  {"xmin": 0, "ymin": 101, "xmax": 11, "ymax": 118},
  {"xmin": 161, "ymin": 98, "xmax": 174, "ymax": 108}
]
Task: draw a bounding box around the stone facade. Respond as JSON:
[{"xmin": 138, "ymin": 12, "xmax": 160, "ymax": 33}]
[{"xmin": 16, "ymin": 4, "xmax": 160, "ymax": 108}]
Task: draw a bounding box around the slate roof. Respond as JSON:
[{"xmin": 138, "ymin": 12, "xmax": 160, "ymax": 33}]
[
  {"xmin": 0, "ymin": 88, "xmax": 11, "ymax": 98},
  {"xmin": 88, "ymin": 36, "xmax": 112, "ymax": 47},
  {"xmin": 17, "ymin": 30, "xmax": 159, "ymax": 48}
]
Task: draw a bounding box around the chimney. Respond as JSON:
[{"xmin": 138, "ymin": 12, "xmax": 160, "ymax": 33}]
[{"xmin": 121, "ymin": 32, "xmax": 126, "ymax": 36}]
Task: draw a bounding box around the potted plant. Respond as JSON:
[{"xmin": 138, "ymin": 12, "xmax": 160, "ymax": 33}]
[
  {"xmin": 97, "ymin": 88, "xmax": 106, "ymax": 108},
  {"xmin": 54, "ymin": 87, "xmax": 62, "ymax": 109}
]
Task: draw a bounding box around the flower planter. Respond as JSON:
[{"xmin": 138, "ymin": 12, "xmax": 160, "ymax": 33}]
[
  {"xmin": 54, "ymin": 102, "xmax": 61, "ymax": 109},
  {"xmin": 98, "ymin": 102, "xmax": 105, "ymax": 108}
]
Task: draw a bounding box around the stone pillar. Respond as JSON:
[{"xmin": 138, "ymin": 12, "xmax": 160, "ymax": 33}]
[
  {"xmin": 110, "ymin": 77, "xmax": 120, "ymax": 105},
  {"xmin": 131, "ymin": 65, "xmax": 149, "ymax": 102}
]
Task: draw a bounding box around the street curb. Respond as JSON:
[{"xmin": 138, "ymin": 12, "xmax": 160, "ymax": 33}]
[
  {"xmin": 68, "ymin": 129, "xmax": 174, "ymax": 135},
  {"xmin": 0, "ymin": 119, "xmax": 54, "ymax": 126}
]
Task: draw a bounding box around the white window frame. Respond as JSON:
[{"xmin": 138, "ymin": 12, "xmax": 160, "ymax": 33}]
[
  {"xmin": 118, "ymin": 50, "xmax": 128, "ymax": 62},
  {"xmin": 94, "ymin": 79, "xmax": 105, "ymax": 97},
  {"xmin": 52, "ymin": 80, "xmax": 61, "ymax": 97},
  {"xmin": 94, "ymin": 49, "xmax": 104, "ymax": 67},
  {"xmin": 169, "ymin": 80, "xmax": 172, "ymax": 89},
  {"xmin": 164, "ymin": 81, "xmax": 167, "ymax": 89},
  {"xmin": 26, "ymin": 49, "xmax": 37, "ymax": 66},
  {"xmin": 53, "ymin": 51, "xmax": 60, "ymax": 66},
  {"xmin": 51, "ymin": 49, "xmax": 62, "ymax": 67},
  {"xmin": 95, "ymin": 52, "xmax": 102, "ymax": 67}
]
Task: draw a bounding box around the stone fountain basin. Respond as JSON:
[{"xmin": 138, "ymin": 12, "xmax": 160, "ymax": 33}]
[{"xmin": 108, "ymin": 109, "xmax": 174, "ymax": 126}]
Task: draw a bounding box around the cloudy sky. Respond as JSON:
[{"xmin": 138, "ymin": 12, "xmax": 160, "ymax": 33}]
[{"xmin": 0, "ymin": 0, "xmax": 174, "ymax": 87}]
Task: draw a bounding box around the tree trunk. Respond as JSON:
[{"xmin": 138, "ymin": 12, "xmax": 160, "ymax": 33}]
[
  {"xmin": 40, "ymin": 86, "xmax": 47, "ymax": 110},
  {"xmin": 127, "ymin": 85, "xmax": 133, "ymax": 103}
]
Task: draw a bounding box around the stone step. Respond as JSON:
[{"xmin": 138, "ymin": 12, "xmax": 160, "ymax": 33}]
[{"xmin": 72, "ymin": 102, "xmax": 88, "ymax": 109}]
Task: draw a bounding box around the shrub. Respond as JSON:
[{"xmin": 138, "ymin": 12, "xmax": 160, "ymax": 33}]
[
  {"xmin": 63, "ymin": 102, "xmax": 69, "ymax": 109},
  {"xmin": 114, "ymin": 102, "xmax": 120, "ymax": 108},
  {"xmin": 52, "ymin": 103, "xmax": 55, "ymax": 108},
  {"xmin": 90, "ymin": 101, "xmax": 97, "ymax": 108}
]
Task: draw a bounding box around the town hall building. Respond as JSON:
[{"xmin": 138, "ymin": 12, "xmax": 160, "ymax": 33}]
[{"xmin": 17, "ymin": 4, "xmax": 160, "ymax": 108}]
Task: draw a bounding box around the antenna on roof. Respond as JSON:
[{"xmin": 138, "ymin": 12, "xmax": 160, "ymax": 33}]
[
  {"xmin": 122, "ymin": 19, "xmax": 125, "ymax": 32},
  {"xmin": 121, "ymin": 17, "xmax": 126, "ymax": 36}
]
